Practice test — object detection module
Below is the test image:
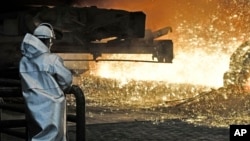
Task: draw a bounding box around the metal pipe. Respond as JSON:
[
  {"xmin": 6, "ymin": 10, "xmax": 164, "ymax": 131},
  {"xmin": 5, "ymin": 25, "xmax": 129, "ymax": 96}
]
[
  {"xmin": 0, "ymin": 120, "xmax": 26, "ymax": 128},
  {"xmin": 0, "ymin": 84, "xmax": 86, "ymax": 141},
  {"xmin": 67, "ymin": 85, "xmax": 86, "ymax": 141},
  {"xmin": 0, "ymin": 87, "xmax": 22, "ymax": 97},
  {"xmin": 0, "ymin": 79, "xmax": 20, "ymax": 86},
  {"xmin": 64, "ymin": 58, "xmax": 167, "ymax": 63},
  {"xmin": 1, "ymin": 129, "xmax": 26, "ymax": 139},
  {"xmin": 0, "ymin": 104, "xmax": 25, "ymax": 113}
]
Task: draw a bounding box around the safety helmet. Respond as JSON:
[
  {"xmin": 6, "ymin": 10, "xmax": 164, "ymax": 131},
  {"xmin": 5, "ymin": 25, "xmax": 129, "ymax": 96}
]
[{"xmin": 33, "ymin": 23, "xmax": 55, "ymax": 39}]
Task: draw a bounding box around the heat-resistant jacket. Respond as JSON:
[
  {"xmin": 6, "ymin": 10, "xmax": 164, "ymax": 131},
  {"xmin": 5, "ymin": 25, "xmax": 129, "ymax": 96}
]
[{"xmin": 19, "ymin": 33, "xmax": 72, "ymax": 141}]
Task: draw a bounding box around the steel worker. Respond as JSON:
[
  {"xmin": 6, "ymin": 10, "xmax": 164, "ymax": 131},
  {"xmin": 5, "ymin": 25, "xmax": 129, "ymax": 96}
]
[{"xmin": 19, "ymin": 23, "xmax": 72, "ymax": 141}]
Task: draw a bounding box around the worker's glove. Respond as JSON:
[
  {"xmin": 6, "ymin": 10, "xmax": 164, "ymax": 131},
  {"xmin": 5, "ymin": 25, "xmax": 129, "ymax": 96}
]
[{"xmin": 63, "ymin": 85, "xmax": 72, "ymax": 94}]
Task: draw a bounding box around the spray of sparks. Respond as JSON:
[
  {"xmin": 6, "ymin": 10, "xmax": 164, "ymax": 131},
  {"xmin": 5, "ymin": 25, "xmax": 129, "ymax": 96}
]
[
  {"xmin": 67, "ymin": 0, "xmax": 250, "ymax": 126},
  {"xmin": 87, "ymin": 0, "xmax": 250, "ymax": 87},
  {"xmin": 74, "ymin": 0, "xmax": 248, "ymax": 88}
]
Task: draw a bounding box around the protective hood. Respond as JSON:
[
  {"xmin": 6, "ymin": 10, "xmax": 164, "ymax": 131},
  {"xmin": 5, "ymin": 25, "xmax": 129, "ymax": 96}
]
[{"xmin": 21, "ymin": 33, "xmax": 50, "ymax": 58}]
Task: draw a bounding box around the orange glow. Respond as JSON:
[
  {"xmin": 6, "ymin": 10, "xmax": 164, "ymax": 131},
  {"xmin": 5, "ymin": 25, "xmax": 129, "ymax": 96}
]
[
  {"xmin": 89, "ymin": 45, "xmax": 235, "ymax": 87},
  {"xmin": 77, "ymin": 0, "xmax": 250, "ymax": 88}
]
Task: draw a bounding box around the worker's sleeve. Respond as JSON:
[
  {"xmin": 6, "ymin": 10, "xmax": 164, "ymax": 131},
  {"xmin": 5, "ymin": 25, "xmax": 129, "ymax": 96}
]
[{"xmin": 53, "ymin": 56, "xmax": 73, "ymax": 91}]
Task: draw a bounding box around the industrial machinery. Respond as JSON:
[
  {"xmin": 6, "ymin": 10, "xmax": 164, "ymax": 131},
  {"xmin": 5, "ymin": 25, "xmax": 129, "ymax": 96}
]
[
  {"xmin": 0, "ymin": 5, "xmax": 174, "ymax": 75},
  {"xmin": 0, "ymin": 3, "xmax": 173, "ymax": 140}
]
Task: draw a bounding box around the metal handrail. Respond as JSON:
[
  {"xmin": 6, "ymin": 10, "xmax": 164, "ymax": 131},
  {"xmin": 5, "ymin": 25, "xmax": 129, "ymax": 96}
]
[
  {"xmin": 0, "ymin": 84, "xmax": 86, "ymax": 141},
  {"xmin": 67, "ymin": 85, "xmax": 86, "ymax": 141}
]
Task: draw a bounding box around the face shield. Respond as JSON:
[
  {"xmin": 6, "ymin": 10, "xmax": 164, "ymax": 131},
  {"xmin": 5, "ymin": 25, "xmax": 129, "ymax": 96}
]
[
  {"xmin": 33, "ymin": 23, "xmax": 56, "ymax": 49},
  {"xmin": 39, "ymin": 38, "xmax": 53, "ymax": 50}
]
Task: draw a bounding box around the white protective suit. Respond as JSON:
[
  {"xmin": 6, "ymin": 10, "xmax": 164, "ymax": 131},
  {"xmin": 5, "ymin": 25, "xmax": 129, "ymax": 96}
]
[{"xmin": 19, "ymin": 33, "xmax": 72, "ymax": 141}]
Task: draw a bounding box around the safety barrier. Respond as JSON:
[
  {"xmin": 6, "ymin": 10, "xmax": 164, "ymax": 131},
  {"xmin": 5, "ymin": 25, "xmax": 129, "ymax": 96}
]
[{"xmin": 0, "ymin": 78, "xmax": 86, "ymax": 141}]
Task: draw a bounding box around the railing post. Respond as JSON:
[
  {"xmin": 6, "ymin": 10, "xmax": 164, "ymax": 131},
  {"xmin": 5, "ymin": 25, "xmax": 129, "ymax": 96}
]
[
  {"xmin": 0, "ymin": 80, "xmax": 86, "ymax": 141},
  {"xmin": 70, "ymin": 85, "xmax": 86, "ymax": 141}
]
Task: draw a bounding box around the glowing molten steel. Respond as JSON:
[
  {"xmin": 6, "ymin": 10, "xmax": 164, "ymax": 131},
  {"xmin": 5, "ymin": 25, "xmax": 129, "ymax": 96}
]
[
  {"xmin": 72, "ymin": 1, "xmax": 250, "ymax": 127},
  {"xmin": 92, "ymin": 51, "xmax": 229, "ymax": 87},
  {"xmin": 80, "ymin": 0, "xmax": 250, "ymax": 88}
]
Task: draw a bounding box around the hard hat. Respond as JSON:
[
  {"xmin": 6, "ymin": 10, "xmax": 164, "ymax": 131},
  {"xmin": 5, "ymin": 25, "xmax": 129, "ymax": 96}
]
[{"xmin": 33, "ymin": 23, "xmax": 55, "ymax": 39}]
